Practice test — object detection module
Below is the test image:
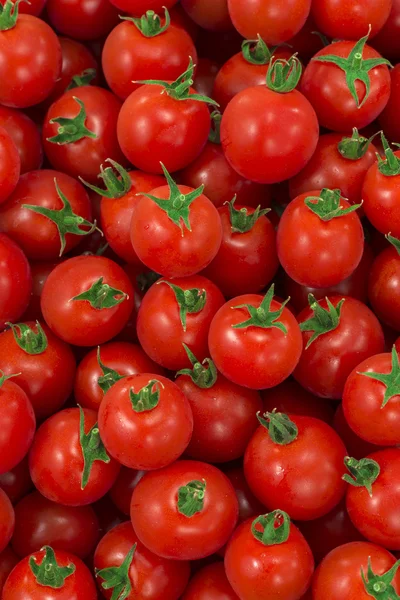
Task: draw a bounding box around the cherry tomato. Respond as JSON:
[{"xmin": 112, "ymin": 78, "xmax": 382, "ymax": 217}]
[
  {"xmin": 109, "ymin": 468, "xmax": 145, "ymax": 515},
  {"xmin": 311, "ymin": 0, "xmax": 392, "ymax": 40},
  {"xmin": 0, "ymin": 458, "xmax": 33, "ymax": 505},
  {"xmin": 0, "ymin": 546, "xmax": 18, "ymax": 596},
  {"xmin": 182, "ymin": 562, "xmax": 238, "ymax": 600},
  {"xmin": 0, "ymin": 489, "xmax": 14, "ymax": 553},
  {"xmin": 0, "ymin": 235, "xmax": 32, "ymax": 331},
  {"xmin": 0, "ymin": 106, "xmax": 43, "ymax": 174},
  {"xmin": 47, "ymin": 0, "xmax": 119, "ymax": 40},
  {"xmin": 0, "ymin": 128, "xmax": 20, "ymax": 206}
]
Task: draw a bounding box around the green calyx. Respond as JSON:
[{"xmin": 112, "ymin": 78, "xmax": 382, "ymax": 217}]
[
  {"xmin": 129, "ymin": 379, "xmax": 163, "ymax": 412},
  {"xmin": 72, "ymin": 277, "xmax": 128, "ymax": 310},
  {"xmin": 386, "ymin": 233, "xmax": 400, "ymax": 255},
  {"xmin": 177, "ymin": 480, "xmax": 206, "ymax": 517},
  {"xmin": 304, "ymin": 187, "xmax": 361, "ymax": 221},
  {"xmin": 242, "ymin": 34, "xmax": 275, "ymax": 65},
  {"xmin": 338, "ymin": 127, "xmax": 378, "ymax": 160},
  {"xmin": 209, "ymin": 110, "xmax": 221, "ymax": 144},
  {"xmin": 80, "ymin": 159, "xmax": 131, "ymax": 199},
  {"xmin": 226, "ymin": 195, "xmax": 270, "ymax": 233},
  {"xmin": 122, "ymin": 6, "xmax": 170, "ymax": 37},
  {"xmin": 47, "ymin": 97, "xmax": 97, "ymax": 145},
  {"xmin": 22, "ymin": 178, "xmax": 99, "ymax": 256},
  {"xmin": 0, "ymin": 370, "xmax": 20, "ymax": 389},
  {"xmin": 251, "ymin": 510, "xmax": 291, "ymax": 546},
  {"xmin": 312, "ymin": 28, "xmax": 391, "ymax": 108},
  {"xmin": 158, "ymin": 280, "xmax": 206, "ymax": 331},
  {"xmin": 135, "ymin": 57, "xmax": 218, "ymax": 105},
  {"xmin": 361, "ymin": 557, "xmax": 400, "ymax": 600},
  {"xmin": 257, "ymin": 410, "xmax": 298, "ymax": 445},
  {"xmin": 231, "ymin": 284, "xmax": 289, "ymax": 333},
  {"xmin": 176, "ymin": 343, "xmax": 217, "ymax": 389},
  {"xmin": 79, "ymin": 406, "xmax": 110, "ymax": 489},
  {"xmin": 29, "ymin": 546, "xmax": 75, "ymax": 589},
  {"xmin": 359, "ymin": 346, "xmax": 400, "ymax": 408},
  {"xmin": 300, "ymin": 295, "xmax": 345, "ymax": 349},
  {"xmin": 7, "ymin": 321, "xmax": 48, "ymax": 354},
  {"xmin": 377, "ymin": 133, "xmax": 400, "ymax": 176},
  {"xmin": 0, "ymin": 0, "xmax": 24, "ymax": 31},
  {"xmin": 96, "ymin": 544, "xmax": 136, "ymax": 600},
  {"xmin": 140, "ymin": 163, "xmax": 204, "ymax": 235},
  {"xmin": 96, "ymin": 347, "xmax": 125, "ymax": 394},
  {"xmin": 266, "ymin": 55, "xmax": 302, "ymax": 93},
  {"xmin": 65, "ymin": 68, "xmax": 97, "ymax": 92},
  {"xmin": 343, "ymin": 456, "xmax": 380, "ymax": 497}
]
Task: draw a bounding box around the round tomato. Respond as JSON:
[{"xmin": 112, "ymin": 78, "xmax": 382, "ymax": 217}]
[
  {"xmin": 311, "ymin": 0, "xmax": 392, "ymax": 40},
  {"xmin": 261, "ymin": 379, "xmax": 335, "ymax": 423},
  {"xmin": 0, "ymin": 489, "xmax": 14, "ymax": 553},
  {"xmin": 182, "ymin": 562, "xmax": 238, "ymax": 600},
  {"xmin": 0, "ymin": 106, "xmax": 43, "ymax": 174},
  {"xmin": 47, "ymin": 0, "xmax": 119, "ymax": 40},
  {"xmin": 0, "ymin": 128, "xmax": 19, "ymax": 206},
  {"xmin": 0, "ymin": 235, "xmax": 32, "ymax": 331}
]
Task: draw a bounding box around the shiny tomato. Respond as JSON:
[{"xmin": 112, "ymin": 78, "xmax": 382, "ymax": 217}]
[
  {"xmin": 0, "ymin": 235, "xmax": 32, "ymax": 331},
  {"xmin": 182, "ymin": 562, "xmax": 239, "ymax": 600},
  {"xmin": 47, "ymin": 0, "xmax": 119, "ymax": 40},
  {"xmin": 311, "ymin": 0, "xmax": 392, "ymax": 40},
  {"xmin": 0, "ymin": 489, "xmax": 14, "ymax": 553},
  {"xmin": 0, "ymin": 106, "xmax": 43, "ymax": 174},
  {"xmin": 0, "ymin": 128, "xmax": 19, "ymax": 206}
]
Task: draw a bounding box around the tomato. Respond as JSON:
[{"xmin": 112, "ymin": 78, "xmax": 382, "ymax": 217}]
[
  {"xmin": 181, "ymin": 0, "xmax": 232, "ymax": 31},
  {"xmin": 312, "ymin": 541, "xmax": 400, "ymax": 600},
  {"xmin": 0, "ymin": 170, "xmax": 95, "ymax": 260},
  {"xmin": 0, "ymin": 106, "xmax": 43, "ymax": 174},
  {"xmin": 29, "ymin": 407, "xmax": 120, "ymax": 506},
  {"xmin": 130, "ymin": 460, "xmax": 238, "ymax": 560},
  {"xmin": 208, "ymin": 286, "xmax": 302, "ymax": 389},
  {"xmin": 311, "ymin": 0, "xmax": 392, "ymax": 40},
  {"xmin": 22, "ymin": 261, "xmax": 59, "ymax": 322},
  {"xmin": 47, "ymin": 0, "xmax": 119, "ymax": 40},
  {"xmin": 372, "ymin": 0, "xmax": 400, "ymax": 63},
  {"xmin": 193, "ymin": 58, "xmax": 218, "ymax": 97},
  {"xmin": 225, "ymin": 511, "xmax": 314, "ymax": 600},
  {"xmin": 0, "ymin": 547, "xmax": 18, "ymax": 596},
  {"xmin": 109, "ymin": 0, "xmax": 178, "ymax": 16},
  {"xmin": 300, "ymin": 35, "xmax": 391, "ymax": 132},
  {"xmin": 43, "ymin": 87, "xmax": 126, "ymax": 183},
  {"xmin": 130, "ymin": 175, "xmax": 222, "ymax": 278},
  {"xmin": 2, "ymin": 546, "xmax": 97, "ymax": 600},
  {"xmin": 41, "ymin": 255, "xmax": 134, "ymax": 347},
  {"xmin": 0, "ymin": 0, "xmax": 46, "ymax": 16},
  {"xmin": 109, "ymin": 468, "xmax": 145, "ymax": 515},
  {"xmin": 98, "ymin": 374, "xmax": 193, "ymax": 470},
  {"xmin": 0, "ymin": 128, "xmax": 19, "ymax": 206},
  {"xmin": 333, "ymin": 404, "xmax": 384, "ymax": 460},
  {"xmin": 294, "ymin": 295, "xmax": 384, "ymax": 399},
  {"xmin": 11, "ymin": 491, "xmax": 99, "ymax": 559},
  {"xmin": 182, "ymin": 562, "xmax": 238, "ymax": 600},
  {"xmin": 0, "ymin": 235, "xmax": 32, "ymax": 331},
  {"xmin": 0, "ymin": 458, "xmax": 33, "ymax": 505},
  {"xmin": 221, "ymin": 57, "xmax": 319, "ymax": 185},
  {"xmin": 227, "ymin": 0, "xmax": 311, "ymax": 44},
  {"xmin": 102, "ymin": 10, "xmax": 197, "ymax": 101},
  {"xmin": 0, "ymin": 489, "xmax": 14, "ymax": 553}
]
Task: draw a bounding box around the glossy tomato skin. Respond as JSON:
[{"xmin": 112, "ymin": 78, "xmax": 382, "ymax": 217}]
[
  {"xmin": 94, "ymin": 521, "xmax": 190, "ymax": 600},
  {"xmin": 137, "ymin": 276, "xmax": 225, "ymax": 370},
  {"xmin": 43, "ymin": 87, "xmax": 126, "ymax": 183},
  {"xmin": 0, "ymin": 107, "xmax": 43, "ymax": 174},
  {"xmin": 363, "ymin": 152, "xmax": 400, "ymax": 237},
  {"xmin": 0, "ymin": 129, "xmax": 20, "ymax": 206},
  {"xmin": 373, "ymin": 0, "xmax": 400, "ymax": 63},
  {"xmin": 118, "ymin": 84, "xmax": 210, "ymax": 174},
  {"xmin": 131, "ymin": 186, "xmax": 222, "ymax": 278},
  {"xmin": 301, "ymin": 41, "xmax": 391, "ymax": 132},
  {"xmin": 47, "ymin": 0, "xmax": 119, "ymax": 40},
  {"xmin": 277, "ymin": 191, "xmax": 364, "ymax": 288},
  {"xmin": 312, "ymin": 541, "xmax": 400, "ymax": 600},
  {"xmin": 369, "ymin": 247, "xmax": 400, "ymax": 331},
  {"xmin": 208, "ymin": 294, "xmax": 302, "ymax": 389},
  {"xmin": 182, "ymin": 562, "xmax": 238, "ymax": 600},
  {"xmin": 221, "ymin": 85, "xmax": 319, "ymax": 184},
  {"xmin": 2, "ymin": 548, "xmax": 97, "ymax": 600},
  {"xmin": 224, "ymin": 516, "xmax": 314, "ymax": 600},
  {"xmin": 109, "ymin": 468, "xmax": 145, "ymax": 515},
  {"xmin": 175, "ymin": 372, "xmax": 262, "ymax": 463},
  {"xmin": 109, "ymin": 0, "xmax": 178, "ymax": 16},
  {"xmin": 0, "ymin": 458, "xmax": 33, "ymax": 505},
  {"xmin": 0, "ymin": 490, "xmax": 14, "ymax": 554},
  {"xmin": 29, "ymin": 407, "xmax": 120, "ymax": 506},
  {"xmin": 130, "ymin": 461, "xmax": 239, "ymax": 560},
  {"xmin": 0, "ymin": 235, "xmax": 32, "ymax": 331},
  {"xmin": 11, "ymin": 491, "xmax": 99, "ymax": 559},
  {"xmin": 311, "ymin": 0, "xmax": 392, "ymax": 40},
  {"xmin": 294, "ymin": 296, "xmax": 384, "ymax": 399},
  {"xmin": 41, "ymin": 256, "xmax": 134, "ymax": 347},
  {"xmin": 0, "ymin": 16, "xmax": 61, "ymax": 108},
  {"xmin": 333, "ymin": 404, "xmax": 384, "ymax": 460},
  {"xmin": 0, "ymin": 546, "xmax": 18, "ymax": 596},
  {"xmin": 98, "ymin": 374, "xmax": 193, "ymax": 470}
]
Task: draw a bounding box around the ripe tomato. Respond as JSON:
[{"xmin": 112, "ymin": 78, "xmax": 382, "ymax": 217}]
[
  {"xmin": 0, "ymin": 458, "xmax": 33, "ymax": 505},
  {"xmin": 0, "ymin": 128, "xmax": 19, "ymax": 206},
  {"xmin": 130, "ymin": 460, "xmax": 238, "ymax": 560},
  {"xmin": 41, "ymin": 256, "xmax": 134, "ymax": 347},
  {"xmin": 225, "ymin": 511, "xmax": 314, "ymax": 600},
  {"xmin": 2, "ymin": 546, "xmax": 97, "ymax": 599},
  {"xmin": 109, "ymin": 468, "xmax": 145, "ymax": 515},
  {"xmin": 311, "ymin": 0, "xmax": 392, "ymax": 40},
  {"xmin": 0, "ymin": 106, "xmax": 43, "ymax": 174},
  {"xmin": 182, "ymin": 562, "xmax": 238, "ymax": 600},
  {"xmin": 95, "ymin": 521, "xmax": 190, "ymax": 600},
  {"xmin": 29, "ymin": 407, "xmax": 120, "ymax": 506},
  {"xmin": 47, "ymin": 0, "xmax": 119, "ymax": 40},
  {"xmin": 261, "ymin": 379, "xmax": 335, "ymax": 423},
  {"xmin": 294, "ymin": 295, "xmax": 384, "ymax": 399},
  {"xmin": 0, "ymin": 235, "xmax": 32, "ymax": 331},
  {"xmin": 11, "ymin": 491, "xmax": 99, "ymax": 559},
  {"xmin": 0, "ymin": 546, "xmax": 18, "ymax": 596},
  {"xmin": 0, "ymin": 489, "xmax": 14, "ymax": 553},
  {"xmin": 208, "ymin": 286, "xmax": 302, "ymax": 389}
]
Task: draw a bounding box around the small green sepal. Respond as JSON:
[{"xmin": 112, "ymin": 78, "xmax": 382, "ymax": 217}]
[
  {"xmin": 121, "ymin": 6, "xmax": 170, "ymax": 36},
  {"xmin": 377, "ymin": 133, "xmax": 400, "ymax": 176},
  {"xmin": 386, "ymin": 233, "xmax": 400, "ymax": 255},
  {"xmin": 65, "ymin": 68, "xmax": 97, "ymax": 92},
  {"xmin": 129, "ymin": 379, "xmax": 163, "ymax": 412},
  {"xmin": 231, "ymin": 284, "xmax": 289, "ymax": 333},
  {"xmin": 176, "ymin": 344, "xmax": 217, "ymax": 388},
  {"xmin": 97, "ymin": 347, "xmax": 125, "ymax": 394},
  {"xmin": 242, "ymin": 35, "xmax": 275, "ymax": 65},
  {"xmin": 361, "ymin": 557, "xmax": 400, "ymax": 600},
  {"xmin": 47, "ymin": 97, "xmax": 97, "ymax": 145},
  {"xmin": 304, "ymin": 188, "xmax": 361, "ymax": 221},
  {"xmin": 0, "ymin": 370, "xmax": 20, "ymax": 389},
  {"xmin": 300, "ymin": 295, "xmax": 345, "ymax": 349},
  {"xmin": 79, "ymin": 406, "xmax": 111, "ymax": 489},
  {"xmin": 257, "ymin": 410, "xmax": 298, "ymax": 445},
  {"xmin": 338, "ymin": 127, "xmax": 379, "ymax": 160},
  {"xmin": 343, "ymin": 456, "xmax": 380, "ymax": 497},
  {"xmin": 251, "ymin": 510, "xmax": 291, "ymax": 546},
  {"xmin": 158, "ymin": 280, "xmax": 206, "ymax": 331},
  {"xmin": 6, "ymin": 321, "xmax": 48, "ymax": 354},
  {"xmin": 177, "ymin": 480, "xmax": 206, "ymax": 517},
  {"xmin": 80, "ymin": 159, "xmax": 132, "ymax": 199},
  {"xmin": 226, "ymin": 195, "xmax": 270, "ymax": 233},
  {"xmin": 209, "ymin": 110, "xmax": 221, "ymax": 144},
  {"xmin": 29, "ymin": 546, "xmax": 75, "ymax": 589},
  {"xmin": 96, "ymin": 544, "xmax": 136, "ymax": 600},
  {"xmin": 358, "ymin": 346, "xmax": 400, "ymax": 408},
  {"xmin": 266, "ymin": 55, "xmax": 302, "ymax": 93},
  {"xmin": 72, "ymin": 277, "xmax": 128, "ymax": 309},
  {"xmin": 0, "ymin": 0, "xmax": 24, "ymax": 31}
]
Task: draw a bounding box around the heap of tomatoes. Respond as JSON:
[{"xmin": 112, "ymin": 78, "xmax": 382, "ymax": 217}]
[{"xmin": 2, "ymin": 0, "xmax": 400, "ymax": 598}]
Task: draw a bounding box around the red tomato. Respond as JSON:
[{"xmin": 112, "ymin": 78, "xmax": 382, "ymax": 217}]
[
  {"xmin": 0, "ymin": 128, "xmax": 20, "ymax": 206},
  {"xmin": 130, "ymin": 460, "xmax": 238, "ymax": 560},
  {"xmin": 0, "ymin": 106, "xmax": 43, "ymax": 174},
  {"xmin": 47, "ymin": 0, "xmax": 119, "ymax": 40},
  {"xmin": 208, "ymin": 286, "xmax": 302, "ymax": 389},
  {"xmin": 108, "ymin": 0, "xmax": 178, "ymax": 16},
  {"xmin": 224, "ymin": 467, "xmax": 264, "ymax": 524},
  {"xmin": 0, "ymin": 235, "xmax": 32, "ymax": 331},
  {"xmin": 372, "ymin": 0, "xmax": 400, "ymax": 63},
  {"xmin": 29, "ymin": 407, "xmax": 120, "ymax": 506},
  {"xmin": 0, "ymin": 458, "xmax": 33, "ymax": 505},
  {"xmin": 182, "ymin": 562, "xmax": 239, "ymax": 599},
  {"xmin": 193, "ymin": 58, "xmax": 219, "ymax": 97},
  {"xmin": 0, "ymin": 546, "xmax": 18, "ymax": 595},
  {"xmin": 109, "ymin": 468, "xmax": 145, "ymax": 515},
  {"xmin": 286, "ymin": 15, "xmax": 326, "ymax": 62},
  {"xmin": 0, "ymin": 489, "xmax": 14, "ymax": 553},
  {"xmin": 41, "ymin": 256, "xmax": 134, "ymax": 347},
  {"xmin": 181, "ymin": 0, "xmax": 232, "ymax": 31},
  {"xmin": 225, "ymin": 511, "xmax": 314, "ymax": 600},
  {"xmin": 311, "ymin": 0, "xmax": 392, "ymax": 40},
  {"xmin": 333, "ymin": 404, "xmax": 384, "ymax": 460}
]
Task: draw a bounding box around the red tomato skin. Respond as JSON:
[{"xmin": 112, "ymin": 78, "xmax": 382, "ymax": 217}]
[
  {"xmin": 333, "ymin": 404, "xmax": 384, "ymax": 460},
  {"xmin": 0, "ymin": 458, "xmax": 33, "ymax": 505},
  {"xmin": 0, "ymin": 235, "xmax": 32, "ymax": 331},
  {"xmin": 221, "ymin": 86, "xmax": 319, "ymax": 184},
  {"xmin": 312, "ymin": 541, "xmax": 400, "ymax": 600},
  {"xmin": 11, "ymin": 491, "xmax": 99, "ymax": 559},
  {"xmin": 208, "ymin": 294, "xmax": 303, "ymax": 390},
  {"xmin": 0, "ymin": 0, "xmax": 46, "ymax": 15},
  {"xmin": 2, "ymin": 548, "xmax": 97, "ymax": 600},
  {"xmin": 0, "ymin": 490, "xmax": 14, "ymax": 554},
  {"xmin": 175, "ymin": 373, "xmax": 262, "ymax": 463},
  {"xmin": 227, "ymin": 0, "xmax": 311, "ymax": 44},
  {"xmin": 130, "ymin": 461, "xmax": 239, "ymax": 560},
  {"xmin": 47, "ymin": 0, "xmax": 119, "ymax": 40},
  {"xmin": 29, "ymin": 407, "xmax": 121, "ymax": 506},
  {"xmin": 94, "ymin": 521, "xmax": 190, "ymax": 600},
  {"xmin": 277, "ymin": 191, "xmax": 364, "ymax": 288},
  {"xmin": 373, "ymin": 0, "xmax": 400, "ymax": 63},
  {"xmin": 294, "ymin": 296, "xmax": 384, "ymax": 399},
  {"xmin": 131, "ymin": 187, "xmax": 222, "ymax": 278},
  {"xmin": 301, "ymin": 41, "xmax": 391, "ymax": 132},
  {"xmin": 108, "ymin": 0, "xmax": 178, "ymax": 16},
  {"xmin": 109, "ymin": 468, "xmax": 145, "ymax": 515},
  {"xmin": 311, "ymin": 0, "xmax": 392, "ymax": 40},
  {"xmin": 244, "ymin": 415, "xmax": 347, "ymax": 520},
  {"xmin": 0, "ymin": 107, "xmax": 43, "ymax": 174},
  {"xmin": 117, "ymin": 85, "xmax": 211, "ymax": 174},
  {"xmin": 224, "ymin": 516, "xmax": 314, "ymax": 600},
  {"xmin": 181, "ymin": 0, "xmax": 232, "ymax": 32},
  {"xmin": 0, "ymin": 546, "xmax": 18, "ymax": 596},
  {"xmin": 363, "ymin": 154, "xmax": 400, "ymax": 238},
  {"xmin": 102, "ymin": 21, "xmax": 197, "ymax": 100},
  {"xmin": 182, "ymin": 562, "xmax": 239, "ymax": 600},
  {"xmin": 0, "ymin": 129, "xmax": 20, "ymax": 206}
]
